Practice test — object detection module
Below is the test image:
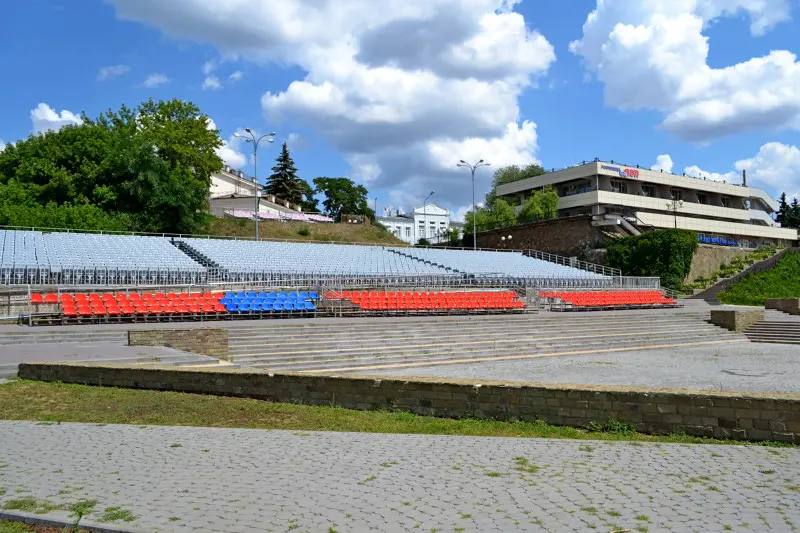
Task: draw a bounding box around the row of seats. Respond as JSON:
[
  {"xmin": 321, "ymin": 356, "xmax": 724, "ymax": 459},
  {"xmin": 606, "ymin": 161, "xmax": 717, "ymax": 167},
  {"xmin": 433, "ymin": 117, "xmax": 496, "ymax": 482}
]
[
  {"xmin": 325, "ymin": 291, "xmax": 526, "ymax": 311},
  {"xmin": 539, "ymin": 290, "xmax": 677, "ymax": 308},
  {"xmin": 31, "ymin": 291, "xmax": 227, "ymax": 304}
]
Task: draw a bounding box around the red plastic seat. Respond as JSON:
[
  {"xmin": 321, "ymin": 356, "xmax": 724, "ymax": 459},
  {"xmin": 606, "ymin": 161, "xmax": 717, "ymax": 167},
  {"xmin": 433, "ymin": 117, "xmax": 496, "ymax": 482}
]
[{"xmin": 30, "ymin": 293, "xmax": 44, "ymax": 304}]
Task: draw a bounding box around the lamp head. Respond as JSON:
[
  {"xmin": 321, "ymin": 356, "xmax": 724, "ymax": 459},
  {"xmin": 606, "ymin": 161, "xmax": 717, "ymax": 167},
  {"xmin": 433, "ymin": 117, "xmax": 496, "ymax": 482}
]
[
  {"xmin": 478, "ymin": 159, "xmax": 484, "ymax": 163},
  {"xmin": 245, "ymin": 128, "xmax": 252, "ymax": 134},
  {"xmin": 459, "ymin": 159, "xmax": 466, "ymax": 164}
]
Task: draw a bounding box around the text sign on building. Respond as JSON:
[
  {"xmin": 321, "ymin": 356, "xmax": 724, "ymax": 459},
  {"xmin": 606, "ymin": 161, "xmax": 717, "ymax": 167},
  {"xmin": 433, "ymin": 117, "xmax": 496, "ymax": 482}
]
[{"xmin": 601, "ymin": 164, "xmax": 639, "ymax": 178}]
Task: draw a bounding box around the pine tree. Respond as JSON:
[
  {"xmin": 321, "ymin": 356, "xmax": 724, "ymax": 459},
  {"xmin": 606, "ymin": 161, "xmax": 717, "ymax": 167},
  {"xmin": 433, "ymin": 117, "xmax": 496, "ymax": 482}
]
[
  {"xmin": 776, "ymin": 192, "xmax": 789, "ymax": 226},
  {"xmin": 264, "ymin": 142, "xmax": 303, "ymax": 205},
  {"xmin": 788, "ymin": 197, "xmax": 800, "ymax": 229}
]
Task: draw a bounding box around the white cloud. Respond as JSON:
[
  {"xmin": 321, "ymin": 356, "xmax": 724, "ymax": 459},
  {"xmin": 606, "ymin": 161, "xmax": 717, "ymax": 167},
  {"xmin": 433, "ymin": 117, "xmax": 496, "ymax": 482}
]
[
  {"xmin": 202, "ymin": 76, "xmax": 222, "ymax": 91},
  {"xmin": 683, "ymin": 164, "xmax": 739, "ymax": 183},
  {"xmin": 735, "ymin": 142, "xmax": 800, "ymax": 197},
  {"xmin": 570, "ymin": 1, "xmax": 799, "ymax": 141},
  {"xmin": 30, "ymin": 103, "xmax": 83, "ymax": 134},
  {"xmin": 108, "ymin": 0, "xmax": 556, "ymax": 208},
  {"xmin": 206, "ymin": 117, "xmax": 248, "ymax": 168},
  {"xmin": 202, "ymin": 60, "xmax": 216, "ymax": 75},
  {"xmin": 0, "ymin": 139, "xmax": 5, "ymax": 152},
  {"xmin": 229, "ymin": 70, "xmax": 243, "ymax": 82},
  {"xmin": 97, "ymin": 64, "xmax": 130, "ymax": 80},
  {"xmin": 651, "ymin": 154, "xmax": 674, "ymax": 173},
  {"xmin": 142, "ymin": 73, "xmax": 169, "ymax": 88}
]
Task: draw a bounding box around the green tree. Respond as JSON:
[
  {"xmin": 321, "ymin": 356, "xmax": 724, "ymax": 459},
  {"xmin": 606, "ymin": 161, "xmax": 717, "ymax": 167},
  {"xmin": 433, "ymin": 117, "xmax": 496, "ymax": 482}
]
[
  {"xmin": 485, "ymin": 163, "xmax": 546, "ymax": 208},
  {"xmin": 489, "ymin": 198, "xmax": 516, "ymax": 227},
  {"xmin": 264, "ymin": 142, "xmax": 303, "ymax": 205},
  {"xmin": 788, "ymin": 197, "xmax": 800, "ymax": 229},
  {"xmin": 776, "ymin": 192, "xmax": 789, "ymax": 226},
  {"xmin": 518, "ymin": 186, "xmax": 559, "ymax": 223},
  {"xmin": 313, "ymin": 177, "xmax": 373, "ymax": 221},
  {"xmin": 0, "ymin": 98, "xmax": 222, "ymax": 234},
  {"xmin": 297, "ymin": 179, "xmax": 319, "ymax": 213}
]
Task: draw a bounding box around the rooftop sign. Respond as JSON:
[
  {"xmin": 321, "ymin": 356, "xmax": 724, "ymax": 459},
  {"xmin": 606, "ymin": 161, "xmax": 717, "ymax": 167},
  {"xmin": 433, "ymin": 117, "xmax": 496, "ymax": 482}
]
[{"xmin": 601, "ymin": 164, "xmax": 639, "ymax": 178}]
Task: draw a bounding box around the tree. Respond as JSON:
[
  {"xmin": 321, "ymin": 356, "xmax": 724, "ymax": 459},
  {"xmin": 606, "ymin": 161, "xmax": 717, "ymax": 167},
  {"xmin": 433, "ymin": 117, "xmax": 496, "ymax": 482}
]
[
  {"xmin": 787, "ymin": 197, "xmax": 800, "ymax": 229},
  {"xmin": 0, "ymin": 98, "xmax": 222, "ymax": 233},
  {"xmin": 297, "ymin": 179, "xmax": 319, "ymax": 213},
  {"xmin": 518, "ymin": 186, "xmax": 559, "ymax": 223},
  {"xmin": 485, "ymin": 163, "xmax": 546, "ymax": 208},
  {"xmin": 264, "ymin": 142, "xmax": 303, "ymax": 205},
  {"xmin": 313, "ymin": 177, "xmax": 373, "ymax": 221},
  {"xmin": 776, "ymin": 192, "xmax": 789, "ymax": 226},
  {"xmin": 490, "ymin": 198, "xmax": 516, "ymax": 227}
]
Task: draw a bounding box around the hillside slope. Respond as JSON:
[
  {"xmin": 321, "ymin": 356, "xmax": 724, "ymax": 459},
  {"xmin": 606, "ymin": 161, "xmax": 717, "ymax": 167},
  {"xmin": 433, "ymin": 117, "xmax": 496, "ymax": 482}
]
[
  {"xmin": 201, "ymin": 217, "xmax": 407, "ymax": 246},
  {"xmin": 718, "ymin": 252, "xmax": 800, "ymax": 306}
]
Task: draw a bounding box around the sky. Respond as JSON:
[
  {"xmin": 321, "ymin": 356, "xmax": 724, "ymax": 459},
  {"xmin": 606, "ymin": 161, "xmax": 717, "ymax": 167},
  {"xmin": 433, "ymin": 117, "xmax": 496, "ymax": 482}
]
[{"xmin": 1, "ymin": 0, "xmax": 800, "ymax": 221}]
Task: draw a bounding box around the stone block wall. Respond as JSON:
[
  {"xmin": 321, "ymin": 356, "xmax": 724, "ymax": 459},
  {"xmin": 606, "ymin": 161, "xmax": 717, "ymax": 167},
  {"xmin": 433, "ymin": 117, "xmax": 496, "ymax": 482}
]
[
  {"xmin": 18, "ymin": 363, "xmax": 800, "ymax": 443},
  {"xmin": 475, "ymin": 216, "xmax": 607, "ymax": 259},
  {"xmin": 128, "ymin": 329, "xmax": 229, "ymax": 361},
  {"xmin": 710, "ymin": 309, "xmax": 764, "ymax": 331},
  {"xmin": 765, "ymin": 299, "xmax": 800, "ymax": 316}
]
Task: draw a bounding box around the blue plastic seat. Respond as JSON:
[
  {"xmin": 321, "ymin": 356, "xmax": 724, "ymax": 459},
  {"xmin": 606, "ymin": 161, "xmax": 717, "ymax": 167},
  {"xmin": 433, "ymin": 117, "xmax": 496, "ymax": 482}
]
[
  {"xmin": 236, "ymin": 304, "xmax": 249, "ymax": 313},
  {"xmin": 278, "ymin": 291, "xmax": 288, "ymax": 298},
  {"xmin": 289, "ymin": 291, "xmax": 299, "ymax": 299},
  {"xmin": 298, "ymin": 291, "xmax": 308, "ymax": 300},
  {"xmin": 293, "ymin": 302, "xmax": 304, "ymax": 311},
  {"xmin": 304, "ymin": 302, "xmax": 316, "ymax": 311},
  {"xmin": 257, "ymin": 292, "xmax": 268, "ymax": 299},
  {"xmin": 225, "ymin": 292, "xmax": 236, "ymax": 299},
  {"xmin": 268, "ymin": 292, "xmax": 278, "ymax": 299},
  {"xmin": 263, "ymin": 303, "xmax": 274, "ymax": 312},
  {"xmin": 246, "ymin": 291, "xmax": 257, "ymax": 298},
  {"xmin": 249, "ymin": 303, "xmax": 261, "ymax": 312},
  {"xmin": 273, "ymin": 303, "xmax": 284, "ymax": 312},
  {"xmin": 309, "ymin": 291, "xmax": 318, "ymax": 299},
  {"xmin": 236, "ymin": 292, "xmax": 246, "ymax": 299},
  {"xmin": 220, "ymin": 298, "xmax": 231, "ymax": 305},
  {"xmin": 225, "ymin": 304, "xmax": 238, "ymax": 313}
]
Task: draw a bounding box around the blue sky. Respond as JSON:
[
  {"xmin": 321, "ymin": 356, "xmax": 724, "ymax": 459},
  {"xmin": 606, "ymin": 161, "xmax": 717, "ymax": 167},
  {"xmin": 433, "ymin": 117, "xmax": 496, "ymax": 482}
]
[{"xmin": 2, "ymin": 0, "xmax": 799, "ymax": 219}]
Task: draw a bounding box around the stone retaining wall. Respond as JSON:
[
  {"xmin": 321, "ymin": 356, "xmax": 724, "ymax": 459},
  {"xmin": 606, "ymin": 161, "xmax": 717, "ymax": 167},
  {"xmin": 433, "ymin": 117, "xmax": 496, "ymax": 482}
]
[
  {"xmin": 710, "ymin": 309, "xmax": 764, "ymax": 331},
  {"xmin": 128, "ymin": 329, "xmax": 229, "ymax": 361},
  {"xmin": 765, "ymin": 299, "xmax": 800, "ymax": 316},
  {"xmin": 17, "ymin": 363, "xmax": 800, "ymax": 443}
]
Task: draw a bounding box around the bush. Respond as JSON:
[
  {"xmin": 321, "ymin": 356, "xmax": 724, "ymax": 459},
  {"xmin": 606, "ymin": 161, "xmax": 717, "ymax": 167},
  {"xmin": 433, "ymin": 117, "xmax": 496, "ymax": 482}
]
[
  {"xmin": 296, "ymin": 226, "xmax": 311, "ymax": 237},
  {"xmin": 417, "ymin": 238, "xmax": 431, "ymax": 246},
  {"xmin": 606, "ymin": 229, "xmax": 698, "ymax": 289}
]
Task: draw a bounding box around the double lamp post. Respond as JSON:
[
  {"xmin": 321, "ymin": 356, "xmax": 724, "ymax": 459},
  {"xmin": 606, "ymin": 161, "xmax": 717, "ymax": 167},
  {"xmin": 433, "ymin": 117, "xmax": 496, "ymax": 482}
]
[{"xmin": 234, "ymin": 128, "xmax": 276, "ymax": 241}]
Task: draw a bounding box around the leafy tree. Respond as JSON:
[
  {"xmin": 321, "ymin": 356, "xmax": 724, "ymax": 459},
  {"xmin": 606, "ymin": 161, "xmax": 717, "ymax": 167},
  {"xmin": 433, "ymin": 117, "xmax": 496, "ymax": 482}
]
[
  {"xmin": 463, "ymin": 206, "xmax": 493, "ymax": 235},
  {"xmin": 519, "ymin": 186, "xmax": 559, "ymax": 222},
  {"xmin": 313, "ymin": 177, "xmax": 373, "ymax": 221},
  {"xmin": 485, "ymin": 163, "xmax": 546, "ymax": 208},
  {"xmin": 264, "ymin": 142, "xmax": 303, "ymax": 205},
  {"xmin": 0, "ymin": 98, "xmax": 222, "ymax": 234},
  {"xmin": 776, "ymin": 192, "xmax": 789, "ymax": 226},
  {"xmin": 297, "ymin": 179, "xmax": 319, "ymax": 213},
  {"xmin": 490, "ymin": 198, "xmax": 516, "ymax": 227}
]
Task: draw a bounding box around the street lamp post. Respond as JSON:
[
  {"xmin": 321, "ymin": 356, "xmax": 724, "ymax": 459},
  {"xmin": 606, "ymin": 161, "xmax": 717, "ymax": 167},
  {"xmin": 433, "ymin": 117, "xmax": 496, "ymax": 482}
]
[
  {"xmin": 422, "ymin": 190, "xmax": 435, "ymax": 245},
  {"xmin": 666, "ymin": 198, "xmax": 684, "ymax": 229},
  {"xmin": 234, "ymin": 128, "xmax": 276, "ymax": 241},
  {"xmin": 457, "ymin": 159, "xmax": 491, "ymax": 250}
]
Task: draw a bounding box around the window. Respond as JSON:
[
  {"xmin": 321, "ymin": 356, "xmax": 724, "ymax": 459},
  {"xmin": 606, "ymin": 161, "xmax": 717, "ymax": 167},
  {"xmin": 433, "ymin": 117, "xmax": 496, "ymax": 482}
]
[
  {"xmin": 720, "ymin": 197, "xmax": 729, "ymax": 208},
  {"xmin": 641, "ymin": 185, "xmax": 655, "ymax": 197},
  {"xmin": 611, "ymin": 180, "xmax": 628, "ymax": 194},
  {"xmin": 440, "ymin": 221, "xmax": 446, "ymax": 226},
  {"xmin": 697, "ymin": 193, "xmax": 707, "ymax": 205},
  {"xmin": 405, "ymin": 227, "xmax": 411, "ymax": 237},
  {"xmin": 418, "ymin": 224, "xmax": 425, "ymax": 238},
  {"xmin": 670, "ymin": 188, "xmax": 683, "ymax": 201}
]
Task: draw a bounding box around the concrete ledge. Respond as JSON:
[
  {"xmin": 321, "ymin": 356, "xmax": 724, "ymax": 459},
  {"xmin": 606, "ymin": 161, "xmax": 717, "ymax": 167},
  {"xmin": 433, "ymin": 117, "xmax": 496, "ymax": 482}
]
[
  {"xmin": 0, "ymin": 510, "xmax": 147, "ymax": 533},
  {"xmin": 128, "ymin": 328, "xmax": 229, "ymax": 361},
  {"xmin": 17, "ymin": 362, "xmax": 800, "ymax": 443},
  {"xmin": 766, "ymin": 299, "xmax": 800, "ymax": 316},
  {"xmin": 710, "ymin": 308, "xmax": 764, "ymax": 331}
]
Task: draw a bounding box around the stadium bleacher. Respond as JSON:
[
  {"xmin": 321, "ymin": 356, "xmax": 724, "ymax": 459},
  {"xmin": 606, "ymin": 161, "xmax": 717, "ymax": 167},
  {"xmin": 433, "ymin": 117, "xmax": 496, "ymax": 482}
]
[
  {"xmin": 539, "ymin": 290, "xmax": 677, "ymax": 310},
  {"xmin": 325, "ymin": 290, "xmax": 526, "ymax": 312}
]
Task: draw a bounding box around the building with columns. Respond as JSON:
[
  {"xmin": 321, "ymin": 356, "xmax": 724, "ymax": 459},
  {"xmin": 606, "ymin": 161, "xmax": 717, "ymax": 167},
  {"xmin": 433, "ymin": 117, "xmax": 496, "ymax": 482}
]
[{"xmin": 377, "ymin": 203, "xmax": 453, "ymax": 244}]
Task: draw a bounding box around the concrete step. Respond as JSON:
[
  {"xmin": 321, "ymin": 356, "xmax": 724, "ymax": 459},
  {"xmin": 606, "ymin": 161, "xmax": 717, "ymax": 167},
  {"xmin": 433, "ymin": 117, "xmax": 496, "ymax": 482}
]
[
  {"xmin": 234, "ymin": 330, "xmax": 743, "ymax": 368},
  {"xmin": 229, "ymin": 325, "xmax": 732, "ymax": 358},
  {"xmin": 747, "ymin": 338, "xmax": 800, "ymax": 345},
  {"xmin": 247, "ymin": 336, "xmax": 746, "ymax": 373},
  {"xmin": 0, "ymin": 333, "xmax": 127, "ymax": 345}
]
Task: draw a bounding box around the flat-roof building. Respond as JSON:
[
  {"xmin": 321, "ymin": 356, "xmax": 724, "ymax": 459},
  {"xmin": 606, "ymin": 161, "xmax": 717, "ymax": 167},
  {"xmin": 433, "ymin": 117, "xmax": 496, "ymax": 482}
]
[{"xmin": 496, "ymin": 160, "xmax": 797, "ymax": 247}]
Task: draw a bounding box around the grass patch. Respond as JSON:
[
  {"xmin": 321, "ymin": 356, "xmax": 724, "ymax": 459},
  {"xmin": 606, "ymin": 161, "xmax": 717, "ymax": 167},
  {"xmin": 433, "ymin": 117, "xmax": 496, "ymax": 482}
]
[
  {"xmin": 0, "ymin": 381, "xmax": 795, "ymax": 446},
  {"xmin": 99, "ymin": 506, "xmax": 135, "ymax": 523},
  {"xmin": 719, "ymin": 252, "xmax": 800, "ymax": 305},
  {"xmin": 1, "ymin": 497, "xmax": 65, "ymax": 515},
  {"xmin": 202, "ymin": 217, "xmax": 405, "ymax": 246}
]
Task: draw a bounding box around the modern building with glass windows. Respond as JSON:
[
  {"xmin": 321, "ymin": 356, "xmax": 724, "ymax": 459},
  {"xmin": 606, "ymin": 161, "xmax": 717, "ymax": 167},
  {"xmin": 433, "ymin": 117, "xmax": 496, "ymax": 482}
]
[{"xmin": 496, "ymin": 160, "xmax": 797, "ymax": 247}]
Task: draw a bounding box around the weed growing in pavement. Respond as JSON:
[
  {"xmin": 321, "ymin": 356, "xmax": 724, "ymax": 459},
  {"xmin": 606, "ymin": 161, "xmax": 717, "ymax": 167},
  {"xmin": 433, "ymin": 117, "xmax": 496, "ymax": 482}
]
[{"xmin": 100, "ymin": 506, "xmax": 136, "ymax": 522}]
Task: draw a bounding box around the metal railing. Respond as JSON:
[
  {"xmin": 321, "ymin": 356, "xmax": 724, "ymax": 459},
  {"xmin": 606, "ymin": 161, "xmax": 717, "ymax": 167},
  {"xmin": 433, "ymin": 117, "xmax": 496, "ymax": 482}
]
[{"xmin": 522, "ymin": 250, "xmax": 621, "ymax": 277}]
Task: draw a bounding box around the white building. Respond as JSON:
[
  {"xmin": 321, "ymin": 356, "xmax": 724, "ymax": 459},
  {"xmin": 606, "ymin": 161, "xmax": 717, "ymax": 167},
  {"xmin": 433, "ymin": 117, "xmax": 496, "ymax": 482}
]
[
  {"xmin": 377, "ymin": 203, "xmax": 452, "ymax": 244},
  {"xmin": 208, "ymin": 166, "xmax": 302, "ymax": 217},
  {"xmin": 496, "ymin": 159, "xmax": 797, "ymax": 247}
]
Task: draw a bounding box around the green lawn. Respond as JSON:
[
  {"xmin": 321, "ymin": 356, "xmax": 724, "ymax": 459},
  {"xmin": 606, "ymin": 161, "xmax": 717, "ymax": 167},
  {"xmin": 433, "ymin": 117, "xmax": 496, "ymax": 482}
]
[
  {"xmin": 719, "ymin": 252, "xmax": 800, "ymax": 306},
  {"xmin": 0, "ymin": 380, "xmax": 791, "ymax": 446}
]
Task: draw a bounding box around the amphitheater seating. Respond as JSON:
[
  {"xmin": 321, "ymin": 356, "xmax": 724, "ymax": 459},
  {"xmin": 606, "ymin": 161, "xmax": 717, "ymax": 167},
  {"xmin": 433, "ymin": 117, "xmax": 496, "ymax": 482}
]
[
  {"xmin": 219, "ymin": 291, "xmax": 318, "ymax": 313},
  {"xmin": 54, "ymin": 291, "xmax": 227, "ymax": 321},
  {"xmin": 539, "ymin": 290, "xmax": 677, "ymax": 309},
  {"xmin": 324, "ymin": 290, "xmax": 526, "ymax": 312}
]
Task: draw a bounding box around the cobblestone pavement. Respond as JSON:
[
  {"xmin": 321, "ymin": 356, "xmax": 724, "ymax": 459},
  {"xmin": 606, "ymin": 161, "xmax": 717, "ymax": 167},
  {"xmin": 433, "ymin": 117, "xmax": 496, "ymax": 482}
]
[
  {"xmin": 363, "ymin": 342, "xmax": 800, "ymax": 394},
  {"xmin": 1, "ymin": 422, "xmax": 799, "ymax": 532}
]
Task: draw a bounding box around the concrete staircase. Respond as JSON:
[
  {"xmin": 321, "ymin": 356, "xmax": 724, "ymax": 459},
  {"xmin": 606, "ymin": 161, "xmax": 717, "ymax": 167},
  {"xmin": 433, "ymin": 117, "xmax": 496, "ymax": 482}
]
[
  {"xmin": 744, "ymin": 321, "xmax": 800, "ymax": 344},
  {"xmin": 227, "ymin": 313, "xmax": 746, "ymax": 374},
  {"xmin": 0, "ymin": 329, "xmax": 235, "ymax": 378}
]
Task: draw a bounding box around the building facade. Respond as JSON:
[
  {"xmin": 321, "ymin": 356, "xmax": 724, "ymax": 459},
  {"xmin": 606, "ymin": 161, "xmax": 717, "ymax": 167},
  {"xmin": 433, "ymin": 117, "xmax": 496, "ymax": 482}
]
[
  {"xmin": 496, "ymin": 160, "xmax": 797, "ymax": 247},
  {"xmin": 208, "ymin": 166, "xmax": 302, "ymax": 217},
  {"xmin": 377, "ymin": 204, "xmax": 452, "ymax": 244}
]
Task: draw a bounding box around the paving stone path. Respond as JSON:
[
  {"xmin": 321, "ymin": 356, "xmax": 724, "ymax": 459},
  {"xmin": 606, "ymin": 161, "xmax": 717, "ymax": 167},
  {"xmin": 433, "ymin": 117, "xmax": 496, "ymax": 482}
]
[{"xmin": 1, "ymin": 421, "xmax": 799, "ymax": 532}]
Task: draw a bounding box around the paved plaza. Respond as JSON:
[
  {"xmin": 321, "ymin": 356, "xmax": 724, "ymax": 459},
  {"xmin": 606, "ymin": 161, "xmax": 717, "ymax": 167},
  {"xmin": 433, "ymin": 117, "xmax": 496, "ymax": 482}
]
[
  {"xmin": 1, "ymin": 421, "xmax": 799, "ymax": 532},
  {"xmin": 364, "ymin": 342, "xmax": 800, "ymax": 394}
]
